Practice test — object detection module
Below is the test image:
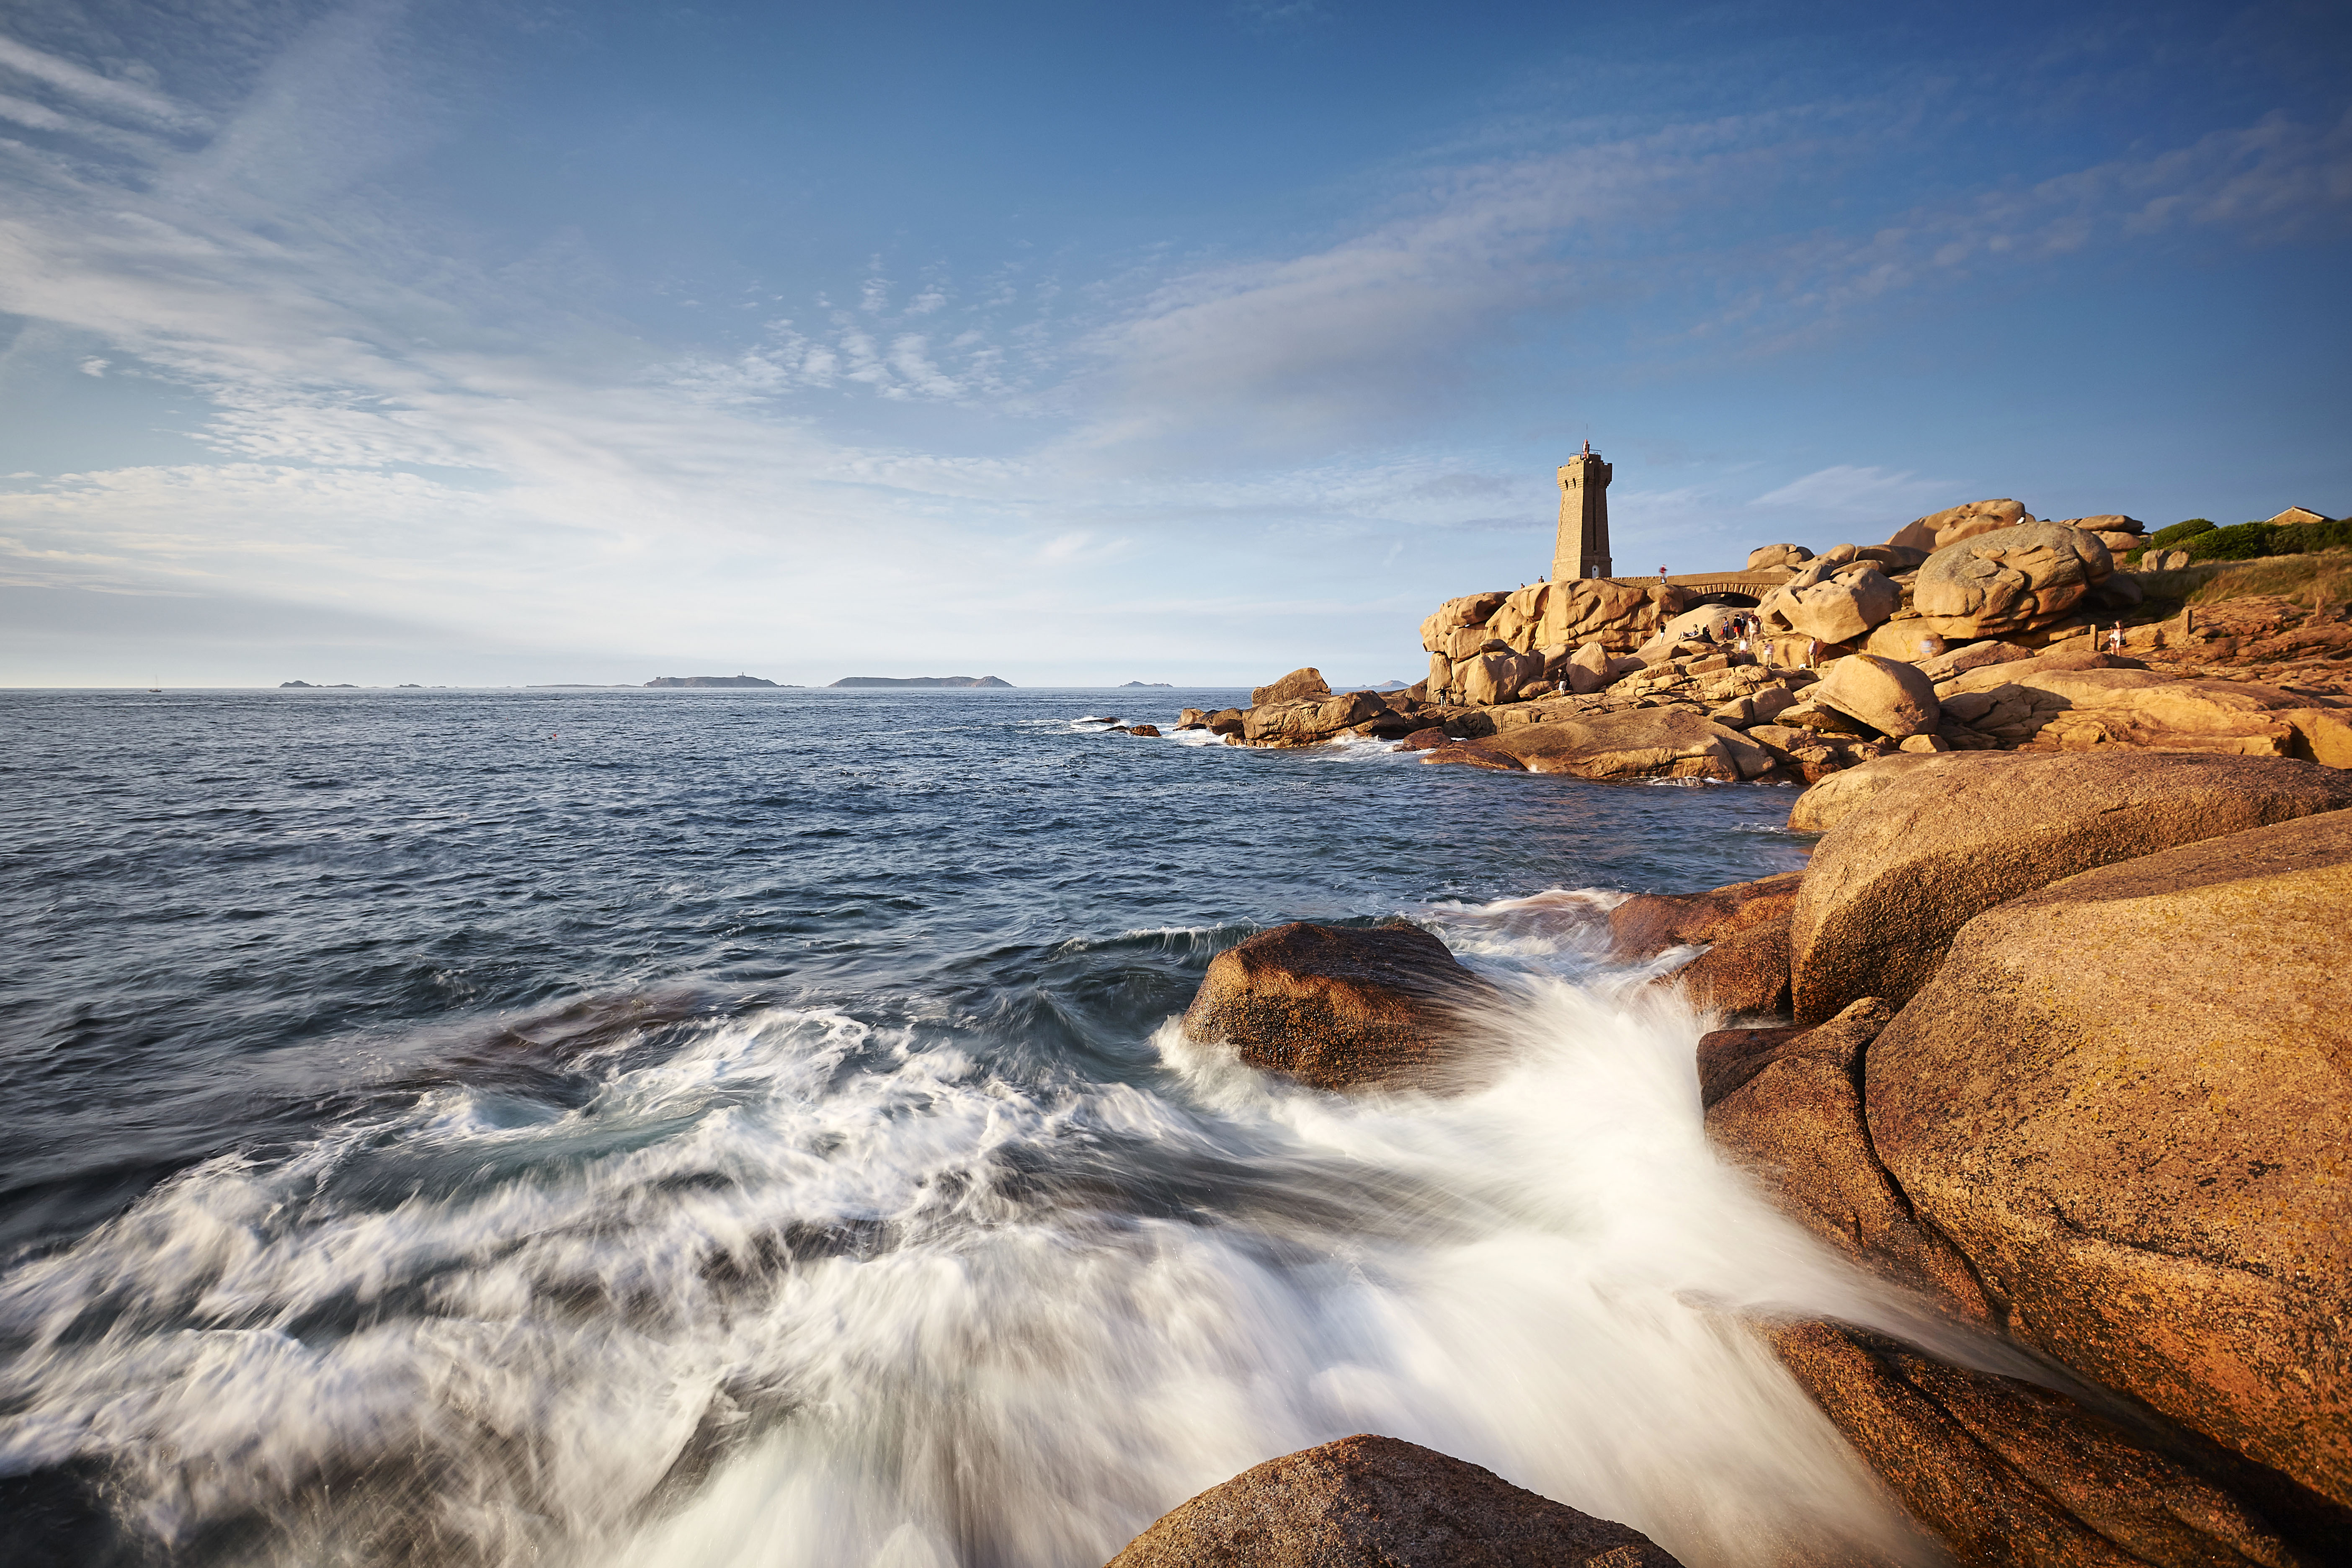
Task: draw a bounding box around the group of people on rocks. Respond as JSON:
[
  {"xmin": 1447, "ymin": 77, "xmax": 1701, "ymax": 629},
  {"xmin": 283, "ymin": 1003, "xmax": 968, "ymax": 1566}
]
[{"xmin": 1691, "ymin": 609, "xmax": 1824, "ymax": 666}]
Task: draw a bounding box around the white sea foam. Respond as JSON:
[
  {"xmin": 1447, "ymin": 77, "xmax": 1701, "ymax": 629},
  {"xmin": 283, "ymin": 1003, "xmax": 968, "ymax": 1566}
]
[
  {"xmin": 0, "ymin": 983, "xmax": 1966, "ymax": 1568},
  {"xmin": 1415, "ymin": 886, "xmax": 1626, "ymax": 966}
]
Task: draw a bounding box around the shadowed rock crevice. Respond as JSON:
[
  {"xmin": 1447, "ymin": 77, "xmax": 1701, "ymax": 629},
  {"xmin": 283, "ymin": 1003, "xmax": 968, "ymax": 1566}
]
[
  {"xmin": 1702, "ymin": 999, "xmax": 1997, "ymax": 1325},
  {"xmin": 1772, "ymin": 1321, "xmax": 2320, "ymax": 1568}
]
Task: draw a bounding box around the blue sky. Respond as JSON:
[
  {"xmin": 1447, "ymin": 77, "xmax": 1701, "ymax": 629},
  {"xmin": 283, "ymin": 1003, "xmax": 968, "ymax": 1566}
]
[{"xmin": 2, "ymin": 0, "xmax": 2347, "ymax": 687}]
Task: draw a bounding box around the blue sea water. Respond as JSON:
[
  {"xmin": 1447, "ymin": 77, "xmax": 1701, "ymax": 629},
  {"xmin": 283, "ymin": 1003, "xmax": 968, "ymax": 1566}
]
[{"xmin": 0, "ymin": 688, "xmax": 1933, "ymax": 1568}]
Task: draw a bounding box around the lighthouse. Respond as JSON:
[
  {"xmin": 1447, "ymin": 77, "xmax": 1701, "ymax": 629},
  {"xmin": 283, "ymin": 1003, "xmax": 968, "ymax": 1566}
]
[{"xmin": 1553, "ymin": 441, "xmax": 1613, "ymax": 582}]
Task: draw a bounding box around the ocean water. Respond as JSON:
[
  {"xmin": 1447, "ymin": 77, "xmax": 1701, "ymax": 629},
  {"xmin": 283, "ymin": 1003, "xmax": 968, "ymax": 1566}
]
[{"xmin": 0, "ymin": 687, "xmax": 1952, "ymax": 1568}]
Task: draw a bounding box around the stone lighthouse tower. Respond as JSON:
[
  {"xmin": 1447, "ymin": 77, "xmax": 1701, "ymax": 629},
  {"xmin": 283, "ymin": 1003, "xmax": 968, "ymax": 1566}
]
[{"xmin": 1553, "ymin": 441, "xmax": 1613, "ymax": 582}]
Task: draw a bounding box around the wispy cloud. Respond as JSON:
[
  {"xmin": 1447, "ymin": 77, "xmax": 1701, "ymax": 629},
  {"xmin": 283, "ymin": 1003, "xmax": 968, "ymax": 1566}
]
[
  {"xmin": 1749, "ymin": 465, "xmax": 1957, "ymax": 521},
  {"xmin": 2, "ymin": 6, "xmax": 2343, "ymax": 682},
  {"xmin": 0, "ymin": 34, "xmax": 202, "ymax": 132}
]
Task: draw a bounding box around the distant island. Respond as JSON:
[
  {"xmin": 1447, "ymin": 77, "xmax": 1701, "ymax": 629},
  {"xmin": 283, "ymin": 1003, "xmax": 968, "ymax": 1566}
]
[
  {"xmin": 1120, "ymin": 681, "xmax": 1174, "ymax": 688},
  {"xmin": 645, "ymin": 675, "xmax": 789, "ymax": 688},
  {"xmin": 279, "ymin": 681, "xmax": 356, "ymax": 689},
  {"xmin": 829, "ymin": 676, "xmax": 1013, "ymax": 688}
]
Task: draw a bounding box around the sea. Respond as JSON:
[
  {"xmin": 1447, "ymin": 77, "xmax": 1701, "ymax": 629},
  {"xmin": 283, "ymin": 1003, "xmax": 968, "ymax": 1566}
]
[{"xmin": 0, "ymin": 686, "xmax": 1956, "ymax": 1568}]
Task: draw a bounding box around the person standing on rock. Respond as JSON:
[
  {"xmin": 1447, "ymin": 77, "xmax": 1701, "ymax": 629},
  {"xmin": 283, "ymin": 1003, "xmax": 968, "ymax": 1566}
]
[{"xmin": 1806, "ymin": 637, "xmax": 1823, "ymax": 670}]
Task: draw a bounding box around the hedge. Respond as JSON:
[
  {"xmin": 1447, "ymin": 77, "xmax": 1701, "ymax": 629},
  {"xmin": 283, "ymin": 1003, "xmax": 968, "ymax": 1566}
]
[
  {"xmin": 2148, "ymin": 518, "xmax": 2217, "ymax": 548},
  {"xmin": 2127, "ymin": 515, "xmax": 2349, "ymax": 566}
]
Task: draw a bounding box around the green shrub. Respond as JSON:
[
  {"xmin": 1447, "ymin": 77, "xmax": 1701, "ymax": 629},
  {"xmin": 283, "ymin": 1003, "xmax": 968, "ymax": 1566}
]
[
  {"xmin": 2307, "ymin": 515, "xmax": 2352, "ymax": 551},
  {"xmin": 2181, "ymin": 517, "xmax": 2352, "ymax": 562},
  {"xmin": 2148, "ymin": 518, "xmax": 2217, "ymax": 548}
]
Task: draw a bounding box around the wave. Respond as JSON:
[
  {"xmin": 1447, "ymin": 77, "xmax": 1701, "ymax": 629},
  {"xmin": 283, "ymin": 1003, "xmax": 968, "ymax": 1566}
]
[{"xmin": 0, "ymin": 980, "xmax": 1960, "ymax": 1568}]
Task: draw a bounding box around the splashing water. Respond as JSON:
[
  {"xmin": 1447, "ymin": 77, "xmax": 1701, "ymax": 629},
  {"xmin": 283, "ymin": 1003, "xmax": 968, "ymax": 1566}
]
[{"xmin": 2, "ymin": 966, "xmax": 1954, "ymax": 1568}]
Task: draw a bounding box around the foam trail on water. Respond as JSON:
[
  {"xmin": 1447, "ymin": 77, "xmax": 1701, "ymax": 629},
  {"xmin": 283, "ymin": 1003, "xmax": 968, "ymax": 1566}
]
[{"xmin": 0, "ymin": 982, "xmax": 1952, "ymax": 1568}]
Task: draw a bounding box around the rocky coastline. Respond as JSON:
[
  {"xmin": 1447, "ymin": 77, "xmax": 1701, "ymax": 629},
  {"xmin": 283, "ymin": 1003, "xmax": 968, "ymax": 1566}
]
[
  {"xmin": 1099, "ymin": 501, "xmax": 2352, "ymax": 1565},
  {"xmin": 1171, "ymin": 500, "xmax": 2351, "ymax": 781}
]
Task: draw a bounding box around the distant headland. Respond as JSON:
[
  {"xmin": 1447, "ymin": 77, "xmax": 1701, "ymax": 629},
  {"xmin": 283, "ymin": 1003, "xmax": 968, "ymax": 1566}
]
[
  {"xmin": 645, "ymin": 675, "xmax": 791, "ymax": 688},
  {"xmin": 830, "ymin": 676, "xmax": 1013, "ymax": 688}
]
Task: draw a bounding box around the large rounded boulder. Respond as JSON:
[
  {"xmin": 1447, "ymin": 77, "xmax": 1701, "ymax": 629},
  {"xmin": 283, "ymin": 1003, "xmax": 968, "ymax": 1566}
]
[
  {"xmin": 1865, "ymin": 810, "xmax": 2352, "ymax": 1508},
  {"xmin": 1787, "ymin": 752, "xmax": 2352, "ymax": 1023},
  {"xmin": 1885, "ymin": 498, "xmax": 2030, "ymax": 554},
  {"xmin": 1181, "ymin": 923, "xmax": 1495, "ymax": 1091},
  {"xmin": 1765, "ymin": 564, "xmax": 1902, "ymax": 645},
  {"xmin": 1106, "ymin": 1434, "xmax": 1683, "ymax": 1568},
  {"xmin": 1808, "ymin": 654, "xmax": 1940, "ymax": 739},
  {"xmin": 1241, "ymin": 688, "xmax": 1387, "ymax": 746},
  {"xmin": 1251, "ymin": 667, "xmax": 1332, "ymax": 707},
  {"xmin": 1911, "ymin": 522, "xmax": 2115, "ymax": 638}
]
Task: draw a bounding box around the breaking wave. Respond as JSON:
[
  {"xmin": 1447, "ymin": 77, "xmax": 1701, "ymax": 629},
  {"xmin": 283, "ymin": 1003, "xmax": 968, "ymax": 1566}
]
[{"xmin": 2, "ymin": 977, "xmax": 1948, "ymax": 1568}]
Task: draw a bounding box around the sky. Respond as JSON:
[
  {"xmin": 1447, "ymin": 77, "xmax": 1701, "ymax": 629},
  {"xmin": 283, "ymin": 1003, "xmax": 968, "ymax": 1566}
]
[{"xmin": 1, "ymin": 0, "xmax": 2348, "ymax": 688}]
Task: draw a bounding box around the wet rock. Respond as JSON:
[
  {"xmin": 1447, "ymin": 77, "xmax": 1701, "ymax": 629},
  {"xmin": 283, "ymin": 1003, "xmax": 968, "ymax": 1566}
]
[
  {"xmin": 1771, "ymin": 1321, "xmax": 2316, "ymax": 1568},
  {"xmin": 1396, "ymin": 727, "xmax": 1450, "ymax": 751},
  {"xmin": 1868, "ymin": 810, "xmax": 2352, "ymax": 1508},
  {"xmin": 1660, "ymin": 916, "xmax": 1791, "ymax": 1016},
  {"xmin": 1913, "ymin": 523, "xmax": 2115, "ymax": 639},
  {"xmin": 1105, "ymin": 1433, "xmax": 1683, "ymax": 1568},
  {"xmin": 1252, "ymin": 667, "xmax": 1332, "ymax": 706},
  {"xmin": 1242, "ymin": 689, "xmax": 1387, "ymax": 747},
  {"xmin": 1608, "ymin": 870, "xmax": 1805, "ymax": 960},
  {"xmin": 1703, "ymin": 1000, "xmax": 1994, "ymax": 1320},
  {"xmin": 1421, "ymin": 709, "xmax": 1773, "ymax": 781},
  {"xmin": 1787, "ymin": 752, "xmax": 2352, "ymax": 1023},
  {"xmin": 1128, "ymin": 723, "xmax": 1162, "ymax": 737},
  {"xmin": 1809, "ymin": 654, "xmax": 1940, "ymax": 739},
  {"xmin": 1180, "ymin": 923, "xmax": 1495, "ymax": 1092}
]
